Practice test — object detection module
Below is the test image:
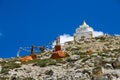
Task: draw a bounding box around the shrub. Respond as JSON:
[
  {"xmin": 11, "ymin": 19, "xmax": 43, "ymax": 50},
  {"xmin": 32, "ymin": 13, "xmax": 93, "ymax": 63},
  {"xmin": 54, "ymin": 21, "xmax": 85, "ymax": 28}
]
[
  {"xmin": 28, "ymin": 58, "xmax": 55, "ymax": 67},
  {"xmin": 56, "ymin": 58, "xmax": 66, "ymax": 63},
  {"xmin": 24, "ymin": 58, "xmax": 66, "ymax": 67},
  {"xmin": 0, "ymin": 67, "xmax": 10, "ymax": 75},
  {"xmin": 66, "ymin": 58, "xmax": 76, "ymax": 62},
  {"xmin": 113, "ymin": 49, "xmax": 120, "ymax": 52},
  {"xmin": 0, "ymin": 76, "xmax": 9, "ymax": 80},
  {"xmin": 0, "ymin": 60, "xmax": 21, "ymax": 74},
  {"xmin": 23, "ymin": 77, "xmax": 35, "ymax": 80}
]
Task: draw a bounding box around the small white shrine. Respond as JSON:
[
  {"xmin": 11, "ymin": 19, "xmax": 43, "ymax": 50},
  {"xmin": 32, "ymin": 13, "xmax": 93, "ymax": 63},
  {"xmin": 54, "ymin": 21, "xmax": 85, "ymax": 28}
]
[{"xmin": 74, "ymin": 21, "xmax": 93, "ymax": 42}]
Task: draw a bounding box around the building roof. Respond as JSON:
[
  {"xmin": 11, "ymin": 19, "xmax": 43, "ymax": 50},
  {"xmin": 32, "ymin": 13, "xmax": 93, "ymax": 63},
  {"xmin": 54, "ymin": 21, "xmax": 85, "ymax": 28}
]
[
  {"xmin": 82, "ymin": 20, "xmax": 87, "ymax": 26},
  {"xmin": 76, "ymin": 20, "xmax": 94, "ymax": 33}
]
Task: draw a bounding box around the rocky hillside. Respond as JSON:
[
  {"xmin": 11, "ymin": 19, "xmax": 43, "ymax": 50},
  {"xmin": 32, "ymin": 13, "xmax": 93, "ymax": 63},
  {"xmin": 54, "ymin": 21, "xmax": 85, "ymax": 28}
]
[{"xmin": 0, "ymin": 35, "xmax": 120, "ymax": 80}]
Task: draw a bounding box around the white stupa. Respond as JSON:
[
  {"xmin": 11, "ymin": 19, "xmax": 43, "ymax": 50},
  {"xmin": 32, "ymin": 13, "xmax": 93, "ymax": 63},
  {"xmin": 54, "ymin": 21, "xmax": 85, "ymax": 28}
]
[{"xmin": 74, "ymin": 21, "xmax": 93, "ymax": 42}]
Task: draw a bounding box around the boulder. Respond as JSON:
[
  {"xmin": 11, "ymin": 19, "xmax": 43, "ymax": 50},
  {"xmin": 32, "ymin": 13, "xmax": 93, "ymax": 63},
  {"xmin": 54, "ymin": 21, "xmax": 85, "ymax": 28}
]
[
  {"xmin": 103, "ymin": 58, "xmax": 112, "ymax": 63},
  {"xmin": 86, "ymin": 49, "xmax": 93, "ymax": 54},
  {"xmin": 45, "ymin": 69, "xmax": 54, "ymax": 76},
  {"xmin": 70, "ymin": 55, "xmax": 80, "ymax": 61},
  {"xmin": 104, "ymin": 63, "xmax": 113, "ymax": 69},
  {"xmin": 15, "ymin": 61, "xmax": 21, "ymax": 64},
  {"xmin": 0, "ymin": 58, "xmax": 3, "ymax": 62},
  {"xmin": 112, "ymin": 62, "xmax": 120, "ymax": 69},
  {"xmin": 0, "ymin": 65, "xmax": 2, "ymax": 72},
  {"xmin": 118, "ymin": 57, "xmax": 120, "ymax": 62},
  {"xmin": 92, "ymin": 67, "xmax": 103, "ymax": 77}
]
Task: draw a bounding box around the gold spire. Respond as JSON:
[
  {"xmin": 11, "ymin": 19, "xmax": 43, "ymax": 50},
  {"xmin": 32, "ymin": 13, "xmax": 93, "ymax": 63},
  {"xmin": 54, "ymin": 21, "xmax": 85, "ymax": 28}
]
[{"xmin": 82, "ymin": 20, "xmax": 87, "ymax": 26}]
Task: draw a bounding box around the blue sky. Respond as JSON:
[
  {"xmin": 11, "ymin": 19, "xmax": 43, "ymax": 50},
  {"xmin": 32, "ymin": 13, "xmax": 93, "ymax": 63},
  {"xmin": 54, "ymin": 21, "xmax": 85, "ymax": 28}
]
[{"xmin": 0, "ymin": 0, "xmax": 120, "ymax": 58}]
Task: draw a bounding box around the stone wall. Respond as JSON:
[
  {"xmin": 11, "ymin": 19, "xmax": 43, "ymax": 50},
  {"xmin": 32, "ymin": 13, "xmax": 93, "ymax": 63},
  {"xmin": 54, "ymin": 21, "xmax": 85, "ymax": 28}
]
[{"xmin": 74, "ymin": 31, "xmax": 93, "ymax": 42}]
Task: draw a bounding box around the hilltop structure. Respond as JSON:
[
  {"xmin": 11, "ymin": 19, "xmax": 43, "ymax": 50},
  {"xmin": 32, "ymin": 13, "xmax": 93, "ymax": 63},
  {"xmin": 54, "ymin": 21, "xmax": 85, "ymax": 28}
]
[
  {"xmin": 51, "ymin": 36, "xmax": 66, "ymax": 59},
  {"xmin": 74, "ymin": 21, "xmax": 93, "ymax": 42}
]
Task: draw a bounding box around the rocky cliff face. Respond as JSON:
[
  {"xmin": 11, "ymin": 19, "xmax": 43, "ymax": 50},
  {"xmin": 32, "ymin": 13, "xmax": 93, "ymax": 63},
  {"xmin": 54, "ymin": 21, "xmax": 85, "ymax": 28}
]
[{"xmin": 0, "ymin": 35, "xmax": 120, "ymax": 80}]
